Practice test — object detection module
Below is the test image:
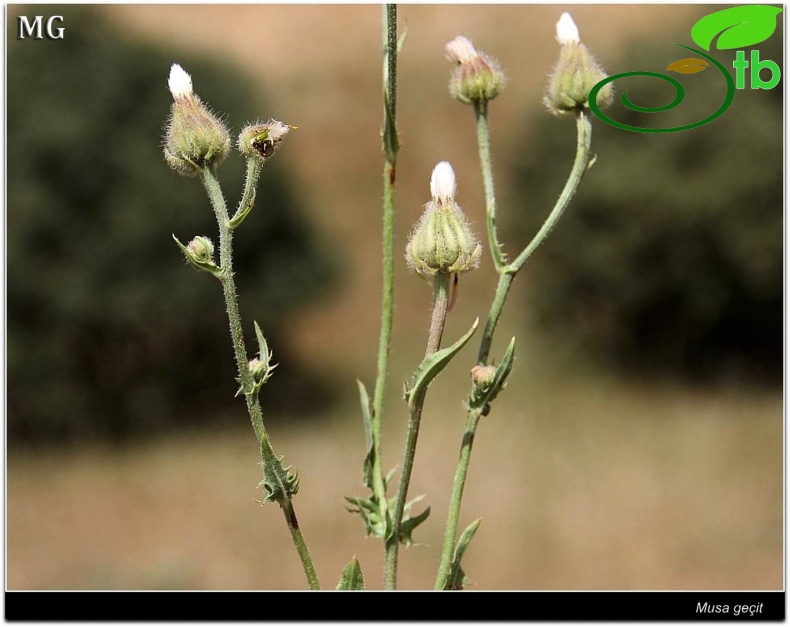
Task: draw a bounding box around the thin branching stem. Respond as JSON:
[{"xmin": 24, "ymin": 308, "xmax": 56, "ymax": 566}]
[
  {"xmin": 435, "ymin": 109, "xmax": 594, "ymax": 591},
  {"xmin": 200, "ymin": 166, "xmax": 320, "ymax": 591}
]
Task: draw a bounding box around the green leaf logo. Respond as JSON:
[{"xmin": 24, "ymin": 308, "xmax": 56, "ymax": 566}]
[
  {"xmin": 666, "ymin": 57, "xmax": 710, "ymax": 75},
  {"xmin": 691, "ymin": 5, "xmax": 783, "ymax": 51}
]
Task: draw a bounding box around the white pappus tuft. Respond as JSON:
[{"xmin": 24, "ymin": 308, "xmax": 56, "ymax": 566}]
[
  {"xmin": 168, "ymin": 63, "xmax": 193, "ymax": 99},
  {"xmin": 556, "ymin": 12, "xmax": 580, "ymax": 46},
  {"xmin": 430, "ymin": 161, "xmax": 457, "ymax": 202}
]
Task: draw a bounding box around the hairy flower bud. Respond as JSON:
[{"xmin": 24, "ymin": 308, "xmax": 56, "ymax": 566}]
[
  {"xmin": 446, "ymin": 36, "xmax": 505, "ymax": 104},
  {"xmin": 187, "ymin": 235, "xmax": 215, "ymax": 265},
  {"xmin": 470, "ymin": 364, "xmax": 497, "ymax": 390},
  {"xmin": 544, "ymin": 13, "xmax": 613, "ymax": 114},
  {"xmin": 238, "ymin": 119, "xmax": 294, "ymax": 163},
  {"xmin": 406, "ymin": 162, "xmax": 481, "ymax": 279},
  {"xmin": 164, "ymin": 63, "xmax": 230, "ymax": 176}
]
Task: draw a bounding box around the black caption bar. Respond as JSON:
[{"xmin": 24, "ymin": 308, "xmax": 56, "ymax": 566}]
[{"xmin": 5, "ymin": 590, "xmax": 786, "ymax": 621}]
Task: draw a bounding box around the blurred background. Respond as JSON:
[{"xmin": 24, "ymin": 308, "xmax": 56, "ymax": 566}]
[{"xmin": 7, "ymin": 4, "xmax": 783, "ymax": 590}]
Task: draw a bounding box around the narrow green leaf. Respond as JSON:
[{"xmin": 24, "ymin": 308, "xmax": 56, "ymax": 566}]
[
  {"xmin": 228, "ymin": 188, "xmax": 256, "ymax": 230},
  {"xmin": 404, "ymin": 318, "xmax": 479, "ymax": 411},
  {"xmin": 253, "ymin": 321, "xmax": 269, "ymax": 363},
  {"xmin": 469, "ymin": 337, "xmax": 516, "ymax": 415},
  {"xmin": 356, "ymin": 380, "xmax": 375, "ymax": 489},
  {"xmin": 691, "ymin": 5, "xmax": 782, "ymax": 51},
  {"xmin": 443, "ymin": 518, "xmax": 482, "ymax": 591},
  {"xmin": 336, "ymin": 557, "xmax": 365, "ymax": 590}
]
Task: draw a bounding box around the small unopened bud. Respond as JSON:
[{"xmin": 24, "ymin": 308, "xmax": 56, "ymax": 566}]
[
  {"xmin": 238, "ymin": 119, "xmax": 294, "ymax": 163},
  {"xmin": 248, "ymin": 357, "xmax": 267, "ymax": 381},
  {"xmin": 164, "ymin": 63, "xmax": 230, "ymax": 176},
  {"xmin": 406, "ymin": 161, "xmax": 482, "ymax": 279},
  {"xmin": 173, "ymin": 234, "xmax": 220, "ymax": 277},
  {"xmin": 543, "ymin": 13, "xmax": 613, "ymax": 114},
  {"xmin": 187, "ymin": 236, "xmax": 215, "ymax": 265},
  {"xmin": 446, "ymin": 36, "xmax": 505, "ymax": 104},
  {"xmin": 470, "ymin": 364, "xmax": 497, "ymax": 390}
]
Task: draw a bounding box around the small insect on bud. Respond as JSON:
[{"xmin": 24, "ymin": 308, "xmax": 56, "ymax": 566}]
[
  {"xmin": 446, "ymin": 36, "xmax": 505, "ymax": 105},
  {"xmin": 406, "ymin": 161, "xmax": 482, "ymax": 279},
  {"xmin": 163, "ymin": 63, "xmax": 231, "ymax": 176},
  {"xmin": 238, "ymin": 119, "xmax": 294, "ymax": 163},
  {"xmin": 543, "ymin": 13, "xmax": 613, "ymax": 114}
]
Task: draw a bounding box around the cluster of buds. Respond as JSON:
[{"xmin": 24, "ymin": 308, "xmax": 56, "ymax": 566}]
[
  {"xmin": 445, "ymin": 36, "xmax": 505, "ymax": 104},
  {"xmin": 163, "ymin": 64, "xmax": 230, "ymax": 176},
  {"xmin": 544, "ymin": 12, "xmax": 613, "ymax": 114},
  {"xmin": 406, "ymin": 162, "xmax": 481, "ymax": 279}
]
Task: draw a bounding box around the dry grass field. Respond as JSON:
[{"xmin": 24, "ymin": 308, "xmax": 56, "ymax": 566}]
[
  {"xmin": 6, "ymin": 4, "xmax": 783, "ymax": 591},
  {"xmin": 8, "ymin": 368, "xmax": 782, "ymax": 590}
]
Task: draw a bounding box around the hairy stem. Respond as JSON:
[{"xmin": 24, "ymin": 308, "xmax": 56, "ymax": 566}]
[
  {"xmin": 369, "ymin": 2, "xmax": 399, "ymax": 547},
  {"xmin": 434, "ymin": 408, "xmax": 482, "ymax": 590},
  {"xmin": 200, "ymin": 166, "xmax": 320, "ymax": 591},
  {"xmin": 510, "ymin": 111, "xmax": 593, "ymax": 273},
  {"xmin": 474, "ymin": 100, "xmax": 506, "ymax": 270},
  {"xmin": 385, "ymin": 271, "xmax": 451, "ymax": 589},
  {"xmin": 435, "ymin": 110, "xmax": 594, "ymax": 590}
]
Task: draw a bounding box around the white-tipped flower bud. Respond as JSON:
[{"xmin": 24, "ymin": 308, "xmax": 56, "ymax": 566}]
[
  {"xmin": 238, "ymin": 119, "xmax": 294, "ymax": 163},
  {"xmin": 544, "ymin": 13, "xmax": 613, "ymax": 114},
  {"xmin": 163, "ymin": 63, "xmax": 230, "ymax": 176},
  {"xmin": 430, "ymin": 160, "xmax": 457, "ymax": 202},
  {"xmin": 406, "ymin": 162, "xmax": 482, "ymax": 279},
  {"xmin": 168, "ymin": 63, "xmax": 194, "ymax": 100},
  {"xmin": 555, "ymin": 12, "xmax": 580, "ymax": 46},
  {"xmin": 446, "ymin": 36, "xmax": 505, "ymax": 104}
]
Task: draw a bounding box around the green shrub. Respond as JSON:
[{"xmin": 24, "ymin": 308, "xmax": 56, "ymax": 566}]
[
  {"xmin": 8, "ymin": 6, "xmax": 335, "ymax": 442},
  {"xmin": 506, "ymin": 33, "xmax": 782, "ymax": 384}
]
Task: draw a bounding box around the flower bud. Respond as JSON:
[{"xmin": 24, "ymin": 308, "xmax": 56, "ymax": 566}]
[
  {"xmin": 446, "ymin": 36, "xmax": 505, "ymax": 104},
  {"xmin": 406, "ymin": 162, "xmax": 482, "ymax": 279},
  {"xmin": 248, "ymin": 357, "xmax": 268, "ymax": 382},
  {"xmin": 186, "ymin": 235, "xmax": 215, "ymax": 265},
  {"xmin": 173, "ymin": 234, "xmax": 220, "ymax": 277},
  {"xmin": 543, "ymin": 13, "xmax": 613, "ymax": 114},
  {"xmin": 470, "ymin": 364, "xmax": 497, "ymax": 391},
  {"xmin": 238, "ymin": 119, "xmax": 294, "ymax": 163},
  {"xmin": 164, "ymin": 63, "xmax": 230, "ymax": 176}
]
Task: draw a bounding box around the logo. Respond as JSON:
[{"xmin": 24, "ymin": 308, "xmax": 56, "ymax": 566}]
[{"xmin": 589, "ymin": 5, "xmax": 782, "ymax": 133}]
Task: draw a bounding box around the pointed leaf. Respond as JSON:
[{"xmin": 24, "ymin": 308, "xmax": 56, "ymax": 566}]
[
  {"xmin": 443, "ymin": 518, "xmax": 482, "ymax": 591},
  {"xmin": 468, "ymin": 337, "xmax": 516, "ymax": 415},
  {"xmin": 691, "ymin": 5, "xmax": 782, "ymax": 51},
  {"xmin": 399, "ymin": 505, "xmax": 431, "ymax": 546},
  {"xmin": 404, "ymin": 318, "xmax": 479, "ymax": 411},
  {"xmin": 228, "ymin": 188, "xmax": 256, "ymax": 230},
  {"xmin": 336, "ymin": 557, "xmax": 365, "ymax": 590},
  {"xmin": 356, "ymin": 380, "xmax": 375, "ymax": 489},
  {"xmin": 666, "ymin": 57, "xmax": 709, "ymax": 75}
]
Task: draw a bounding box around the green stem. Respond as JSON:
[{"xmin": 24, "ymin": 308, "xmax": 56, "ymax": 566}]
[
  {"xmin": 434, "ymin": 109, "xmax": 594, "ymax": 591},
  {"xmin": 200, "ymin": 166, "xmax": 320, "ymax": 591},
  {"xmin": 474, "ymin": 100, "xmax": 506, "ymax": 270},
  {"xmin": 476, "ymin": 271, "xmax": 515, "ymax": 365},
  {"xmin": 385, "ymin": 271, "xmax": 451, "ymax": 590},
  {"xmin": 369, "ymin": 2, "xmax": 399, "ymax": 545},
  {"xmin": 434, "ymin": 408, "xmax": 481, "ymax": 590},
  {"xmin": 509, "ymin": 110, "xmax": 592, "ymax": 273}
]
